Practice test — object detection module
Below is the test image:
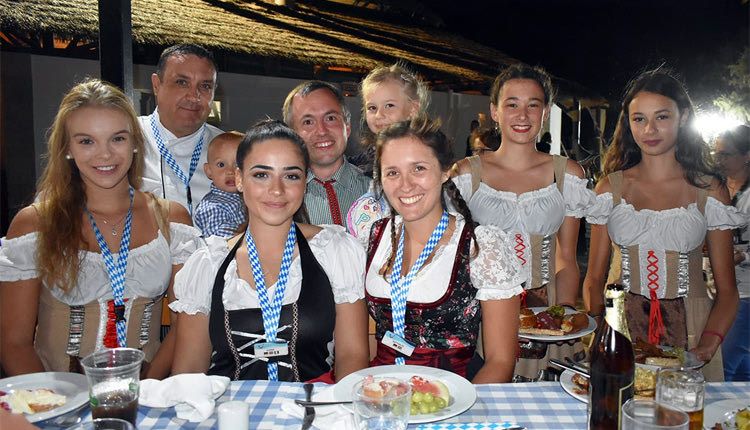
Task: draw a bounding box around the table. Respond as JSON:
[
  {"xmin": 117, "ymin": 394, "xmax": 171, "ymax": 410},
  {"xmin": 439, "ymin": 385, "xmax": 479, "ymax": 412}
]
[{"xmin": 130, "ymin": 381, "xmax": 750, "ymax": 430}]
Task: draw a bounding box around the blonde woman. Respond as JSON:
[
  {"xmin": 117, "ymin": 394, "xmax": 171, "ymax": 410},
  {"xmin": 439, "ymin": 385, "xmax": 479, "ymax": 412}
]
[{"xmin": 0, "ymin": 79, "xmax": 202, "ymax": 378}]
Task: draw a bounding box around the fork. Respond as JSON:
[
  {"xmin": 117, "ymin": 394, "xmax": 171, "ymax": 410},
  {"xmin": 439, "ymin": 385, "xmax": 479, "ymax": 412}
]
[{"xmin": 301, "ymin": 383, "xmax": 315, "ymax": 430}]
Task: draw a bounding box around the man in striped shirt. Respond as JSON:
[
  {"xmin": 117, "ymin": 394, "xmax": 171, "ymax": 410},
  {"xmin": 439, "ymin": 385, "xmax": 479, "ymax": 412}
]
[{"xmin": 283, "ymin": 81, "xmax": 371, "ymax": 226}]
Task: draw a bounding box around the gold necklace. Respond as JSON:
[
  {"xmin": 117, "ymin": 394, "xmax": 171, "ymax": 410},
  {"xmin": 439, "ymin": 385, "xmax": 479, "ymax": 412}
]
[{"xmin": 90, "ymin": 211, "xmax": 129, "ymax": 236}]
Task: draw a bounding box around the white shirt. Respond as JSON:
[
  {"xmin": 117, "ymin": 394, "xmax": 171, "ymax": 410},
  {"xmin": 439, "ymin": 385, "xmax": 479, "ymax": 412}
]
[
  {"xmin": 0, "ymin": 223, "xmax": 203, "ymax": 305},
  {"xmin": 139, "ymin": 109, "xmax": 223, "ymax": 219},
  {"xmin": 366, "ymin": 216, "xmax": 524, "ymax": 303},
  {"xmin": 170, "ymin": 225, "xmax": 365, "ymax": 315}
]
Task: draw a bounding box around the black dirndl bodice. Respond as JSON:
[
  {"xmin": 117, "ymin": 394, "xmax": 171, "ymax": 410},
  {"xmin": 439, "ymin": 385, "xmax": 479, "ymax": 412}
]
[{"xmin": 207, "ymin": 226, "xmax": 335, "ymax": 381}]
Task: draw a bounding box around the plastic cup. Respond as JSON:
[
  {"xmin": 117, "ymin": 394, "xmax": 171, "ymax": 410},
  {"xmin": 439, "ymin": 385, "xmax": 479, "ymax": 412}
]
[
  {"xmin": 80, "ymin": 348, "xmax": 145, "ymax": 426},
  {"xmin": 67, "ymin": 418, "xmax": 135, "ymax": 430},
  {"xmin": 218, "ymin": 400, "xmax": 249, "ymax": 430},
  {"xmin": 351, "ymin": 377, "xmax": 411, "ymax": 430},
  {"xmin": 622, "ymin": 398, "xmax": 690, "ymax": 430},
  {"xmin": 656, "ymin": 368, "xmax": 706, "ymax": 430}
]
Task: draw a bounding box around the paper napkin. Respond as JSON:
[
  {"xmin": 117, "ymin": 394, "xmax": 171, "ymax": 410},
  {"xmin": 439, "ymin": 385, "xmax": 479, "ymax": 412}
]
[
  {"xmin": 280, "ymin": 385, "xmax": 354, "ymax": 430},
  {"xmin": 140, "ymin": 374, "xmax": 230, "ymax": 422}
]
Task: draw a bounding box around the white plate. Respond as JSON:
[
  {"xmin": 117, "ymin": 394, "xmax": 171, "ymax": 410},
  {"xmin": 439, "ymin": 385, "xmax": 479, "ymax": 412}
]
[
  {"xmin": 518, "ymin": 307, "xmax": 596, "ymax": 342},
  {"xmin": 703, "ymin": 399, "xmax": 749, "ymax": 430},
  {"xmin": 333, "ymin": 365, "xmax": 477, "ymax": 424},
  {"xmin": 0, "ymin": 372, "xmax": 89, "ymax": 423},
  {"xmin": 559, "ymin": 364, "xmax": 658, "ymax": 404},
  {"xmin": 559, "ymin": 370, "xmax": 587, "ymax": 403}
]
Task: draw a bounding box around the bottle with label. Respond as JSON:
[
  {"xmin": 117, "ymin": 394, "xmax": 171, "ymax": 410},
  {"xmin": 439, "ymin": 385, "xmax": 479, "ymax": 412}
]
[{"xmin": 588, "ymin": 283, "xmax": 635, "ymax": 430}]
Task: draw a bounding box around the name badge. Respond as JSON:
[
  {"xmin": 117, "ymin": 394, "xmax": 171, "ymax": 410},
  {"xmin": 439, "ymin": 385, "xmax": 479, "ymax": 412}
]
[
  {"xmin": 382, "ymin": 331, "xmax": 415, "ymax": 357},
  {"xmin": 254, "ymin": 341, "xmax": 289, "ymax": 358}
]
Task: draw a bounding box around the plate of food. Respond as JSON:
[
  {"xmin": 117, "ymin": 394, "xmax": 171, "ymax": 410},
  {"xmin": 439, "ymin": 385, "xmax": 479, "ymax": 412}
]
[
  {"xmin": 0, "ymin": 372, "xmax": 88, "ymax": 423},
  {"xmin": 704, "ymin": 399, "xmax": 750, "ymax": 430},
  {"xmin": 333, "ymin": 364, "xmax": 476, "ymax": 424},
  {"xmin": 559, "ymin": 364, "xmax": 658, "ymax": 403},
  {"xmin": 518, "ymin": 306, "xmax": 596, "ymax": 342},
  {"xmin": 633, "ymin": 338, "xmax": 705, "ymax": 369}
]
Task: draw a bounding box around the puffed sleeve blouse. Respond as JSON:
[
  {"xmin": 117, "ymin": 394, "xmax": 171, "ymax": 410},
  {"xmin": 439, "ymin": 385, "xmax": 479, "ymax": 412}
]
[
  {"xmin": 171, "ymin": 225, "xmax": 366, "ymax": 315},
  {"xmin": 365, "ymin": 216, "xmax": 524, "ymax": 303},
  {"xmin": 453, "ymin": 172, "xmax": 594, "ymax": 235},
  {"xmin": 0, "ymin": 223, "xmax": 203, "ymax": 305},
  {"xmin": 587, "ymin": 193, "xmax": 747, "ymax": 252}
]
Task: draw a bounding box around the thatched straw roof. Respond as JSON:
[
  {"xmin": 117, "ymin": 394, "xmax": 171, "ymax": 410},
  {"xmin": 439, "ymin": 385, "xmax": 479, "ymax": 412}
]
[{"xmin": 1, "ymin": 0, "xmax": 607, "ymax": 105}]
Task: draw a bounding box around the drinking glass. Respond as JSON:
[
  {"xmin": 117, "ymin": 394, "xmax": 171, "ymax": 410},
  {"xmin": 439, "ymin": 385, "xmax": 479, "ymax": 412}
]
[
  {"xmin": 622, "ymin": 398, "xmax": 689, "ymax": 430},
  {"xmin": 67, "ymin": 418, "xmax": 135, "ymax": 430},
  {"xmin": 80, "ymin": 347, "xmax": 145, "ymax": 426},
  {"xmin": 655, "ymin": 368, "xmax": 705, "ymax": 430},
  {"xmin": 351, "ymin": 377, "xmax": 411, "ymax": 430}
]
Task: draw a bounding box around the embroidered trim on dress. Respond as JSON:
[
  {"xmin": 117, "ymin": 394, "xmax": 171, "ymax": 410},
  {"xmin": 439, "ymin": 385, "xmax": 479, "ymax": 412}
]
[
  {"xmin": 620, "ymin": 245, "xmax": 632, "ymax": 291},
  {"xmin": 539, "ymin": 234, "xmax": 552, "ymax": 287},
  {"xmin": 677, "ymin": 252, "xmax": 690, "ymax": 298},
  {"xmin": 66, "ymin": 305, "xmax": 85, "ymax": 356}
]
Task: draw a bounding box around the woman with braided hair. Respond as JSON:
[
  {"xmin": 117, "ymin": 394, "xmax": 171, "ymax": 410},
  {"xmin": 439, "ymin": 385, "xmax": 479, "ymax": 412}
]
[{"xmin": 364, "ymin": 117, "xmax": 523, "ymax": 383}]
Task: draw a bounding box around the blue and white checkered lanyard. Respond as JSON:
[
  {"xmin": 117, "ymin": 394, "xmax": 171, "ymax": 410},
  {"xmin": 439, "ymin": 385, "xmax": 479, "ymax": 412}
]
[
  {"xmin": 245, "ymin": 222, "xmax": 297, "ymax": 381},
  {"xmin": 389, "ymin": 211, "xmax": 449, "ymax": 365},
  {"xmin": 86, "ymin": 186, "xmax": 134, "ymax": 347},
  {"xmin": 149, "ymin": 113, "xmax": 205, "ymax": 216}
]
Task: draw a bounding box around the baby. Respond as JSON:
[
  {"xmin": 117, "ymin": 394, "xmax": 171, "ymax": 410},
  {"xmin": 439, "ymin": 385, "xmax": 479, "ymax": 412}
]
[{"xmin": 194, "ymin": 131, "xmax": 246, "ymax": 238}]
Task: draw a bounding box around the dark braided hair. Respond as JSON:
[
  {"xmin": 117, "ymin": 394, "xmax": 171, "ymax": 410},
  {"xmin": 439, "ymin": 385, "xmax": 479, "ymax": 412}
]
[{"xmin": 374, "ymin": 117, "xmax": 480, "ymax": 279}]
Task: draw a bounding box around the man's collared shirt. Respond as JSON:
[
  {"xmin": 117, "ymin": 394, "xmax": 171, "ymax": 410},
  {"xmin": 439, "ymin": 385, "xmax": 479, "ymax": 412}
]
[
  {"xmin": 139, "ymin": 109, "xmax": 223, "ymax": 219},
  {"xmin": 305, "ymin": 160, "xmax": 371, "ymax": 226},
  {"xmin": 194, "ymin": 183, "xmax": 246, "ymax": 238}
]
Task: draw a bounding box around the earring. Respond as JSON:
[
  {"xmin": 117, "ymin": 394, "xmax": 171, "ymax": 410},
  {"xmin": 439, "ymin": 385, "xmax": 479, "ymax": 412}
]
[
  {"xmin": 65, "ymin": 154, "xmax": 73, "ymax": 160},
  {"xmin": 133, "ymin": 148, "xmax": 139, "ymax": 153}
]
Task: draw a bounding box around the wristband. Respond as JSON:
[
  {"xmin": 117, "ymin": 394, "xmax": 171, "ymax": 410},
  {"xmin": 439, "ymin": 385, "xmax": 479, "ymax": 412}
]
[
  {"xmin": 557, "ymin": 302, "xmax": 577, "ymax": 311},
  {"xmin": 701, "ymin": 330, "xmax": 724, "ymax": 344}
]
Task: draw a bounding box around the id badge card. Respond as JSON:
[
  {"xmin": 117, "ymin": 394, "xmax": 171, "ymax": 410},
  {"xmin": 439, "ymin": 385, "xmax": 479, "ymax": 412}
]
[
  {"xmin": 382, "ymin": 330, "xmax": 415, "ymax": 357},
  {"xmin": 254, "ymin": 341, "xmax": 289, "ymax": 358}
]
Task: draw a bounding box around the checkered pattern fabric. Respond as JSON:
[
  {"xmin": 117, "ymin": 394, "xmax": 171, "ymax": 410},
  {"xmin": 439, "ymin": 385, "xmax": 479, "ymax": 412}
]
[
  {"xmin": 131, "ymin": 381, "xmax": 750, "ymax": 429},
  {"xmin": 194, "ymin": 184, "xmax": 246, "ymax": 238}
]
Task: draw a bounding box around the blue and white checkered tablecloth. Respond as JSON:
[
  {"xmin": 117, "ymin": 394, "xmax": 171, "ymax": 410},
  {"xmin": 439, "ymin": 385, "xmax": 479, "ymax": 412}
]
[{"xmin": 128, "ymin": 381, "xmax": 749, "ymax": 430}]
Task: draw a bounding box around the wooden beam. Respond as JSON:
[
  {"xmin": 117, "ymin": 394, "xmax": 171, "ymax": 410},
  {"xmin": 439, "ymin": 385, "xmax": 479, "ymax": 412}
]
[{"xmin": 98, "ymin": 0, "xmax": 133, "ymax": 100}]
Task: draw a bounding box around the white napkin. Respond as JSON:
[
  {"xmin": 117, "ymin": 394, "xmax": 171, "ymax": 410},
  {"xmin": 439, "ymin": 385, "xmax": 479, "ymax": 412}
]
[
  {"xmin": 280, "ymin": 385, "xmax": 354, "ymax": 430},
  {"xmin": 140, "ymin": 374, "xmax": 230, "ymax": 422}
]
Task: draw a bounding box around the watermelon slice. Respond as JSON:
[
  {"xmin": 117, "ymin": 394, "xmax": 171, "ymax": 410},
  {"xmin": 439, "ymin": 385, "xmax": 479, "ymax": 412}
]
[{"xmin": 409, "ymin": 376, "xmax": 450, "ymax": 403}]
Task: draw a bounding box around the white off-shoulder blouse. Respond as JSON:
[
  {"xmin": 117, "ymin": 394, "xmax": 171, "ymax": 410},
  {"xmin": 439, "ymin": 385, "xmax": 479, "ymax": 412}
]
[
  {"xmin": 587, "ymin": 194, "xmax": 747, "ymax": 251},
  {"xmin": 0, "ymin": 223, "xmax": 204, "ymax": 305},
  {"xmin": 453, "ymin": 172, "xmax": 594, "ymax": 234},
  {"xmin": 171, "ymin": 225, "xmax": 366, "ymax": 315},
  {"xmin": 366, "ymin": 216, "xmax": 524, "ymax": 303}
]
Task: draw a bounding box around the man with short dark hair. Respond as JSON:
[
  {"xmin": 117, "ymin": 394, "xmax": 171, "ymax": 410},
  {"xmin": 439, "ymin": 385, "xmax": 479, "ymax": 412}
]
[
  {"xmin": 283, "ymin": 81, "xmax": 371, "ymax": 226},
  {"xmin": 139, "ymin": 43, "xmax": 224, "ymax": 218}
]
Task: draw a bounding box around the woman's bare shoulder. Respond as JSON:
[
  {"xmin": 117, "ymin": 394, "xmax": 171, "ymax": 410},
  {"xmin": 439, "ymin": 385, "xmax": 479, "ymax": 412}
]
[{"xmin": 6, "ymin": 205, "xmax": 41, "ymax": 239}]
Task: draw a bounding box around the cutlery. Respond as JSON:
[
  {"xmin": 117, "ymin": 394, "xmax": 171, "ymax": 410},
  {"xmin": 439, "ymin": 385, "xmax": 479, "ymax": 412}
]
[
  {"xmin": 301, "ymin": 383, "xmax": 315, "ymax": 430},
  {"xmin": 549, "ymin": 358, "xmax": 589, "ymax": 378},
  {"xmin": 295, "ymin": 399, "xmax": 353, "ymax": 407},
  {"xmin": 564, "ymin": 357, "xmax": 591, "ymax": 374},
  {"xmin": 35, "ymin": 402, "xmax": 88, "ymax": 428}
]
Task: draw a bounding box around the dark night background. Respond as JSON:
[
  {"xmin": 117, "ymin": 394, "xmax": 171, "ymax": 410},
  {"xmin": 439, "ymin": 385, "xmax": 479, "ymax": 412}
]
[{"xmin": 429, "ymin": 0, "xmax": 748, "ymax": 112}]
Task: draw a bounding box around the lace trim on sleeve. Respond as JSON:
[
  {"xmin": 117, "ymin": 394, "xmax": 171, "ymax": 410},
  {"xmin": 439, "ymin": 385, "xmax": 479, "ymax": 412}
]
[
  {"xmin": 470, "ymin": 225, "xmax": 524, "ymax": 300},
  {"xmin": 0, "ymin": 232, "xmax": 39, "ymax": 282}
]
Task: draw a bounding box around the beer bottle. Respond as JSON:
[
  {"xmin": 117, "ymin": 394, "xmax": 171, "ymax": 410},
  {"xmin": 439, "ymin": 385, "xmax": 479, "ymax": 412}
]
[{"xmin": 588, "ymin": 284, "xmax": 634, "ymax": 430}]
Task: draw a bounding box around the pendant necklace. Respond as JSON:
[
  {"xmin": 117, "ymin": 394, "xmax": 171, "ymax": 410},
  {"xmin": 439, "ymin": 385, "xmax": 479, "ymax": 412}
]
[{"xmin": 90, "ymin": 208, "xmax": 130, "ymax": 236}]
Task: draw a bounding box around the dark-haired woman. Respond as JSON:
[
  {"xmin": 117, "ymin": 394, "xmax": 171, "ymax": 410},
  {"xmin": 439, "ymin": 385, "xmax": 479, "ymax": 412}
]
[
  {"xmin": 583, "ymin": 69, "xmax": 744, "ymax": 381},
  {"xmin": 451, "ymin": 64, "xmax": 594, "ymax": 380},
  {"xmin": 715, "ymin": 124, "xmax": 750, "ymax": 381},
  {"xmin": 170, "ymin": 120, "xmax": 369, "ymax": 382},
  {"xmin": 366, "ymin": 117, "xmax": 523, "ymax": 383}
]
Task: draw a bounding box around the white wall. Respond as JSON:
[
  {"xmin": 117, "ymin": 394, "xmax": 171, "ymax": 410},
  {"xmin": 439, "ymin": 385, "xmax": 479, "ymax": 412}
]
[{"xmin": 26, "ymin": 55, "xmax": 491, "ymax": 177}]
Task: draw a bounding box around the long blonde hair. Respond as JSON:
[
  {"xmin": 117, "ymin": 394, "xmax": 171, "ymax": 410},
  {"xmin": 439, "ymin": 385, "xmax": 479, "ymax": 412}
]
[{"xmin": 36, "ymin": 79, "xmax": 145, "ymax": 293}]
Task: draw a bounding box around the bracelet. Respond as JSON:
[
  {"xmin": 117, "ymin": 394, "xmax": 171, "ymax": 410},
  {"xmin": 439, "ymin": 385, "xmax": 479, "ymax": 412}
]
[
  {"xmin": 701, "ymin": 330, "xmax": 724, "ymax": 344},
  {"xmin": 557, "ymin": 302, "xmax": 577, "ymax": 311}
]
